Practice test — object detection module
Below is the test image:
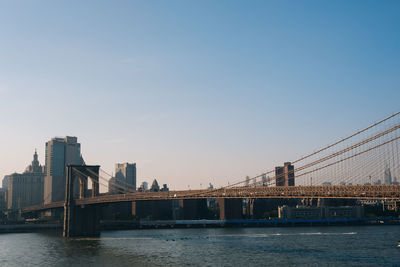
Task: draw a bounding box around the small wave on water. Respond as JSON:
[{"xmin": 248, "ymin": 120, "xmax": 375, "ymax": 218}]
[
  {"xmin": 299, "ymin": 232, "xmax": 357, "ymax": 235},
  {"xmin": 72, "ymin": 237, "xmax": 154, "ymax": 241},
  {"xmin": 215, "ymin": 232, "xmax": 357, "ymax": 238}
]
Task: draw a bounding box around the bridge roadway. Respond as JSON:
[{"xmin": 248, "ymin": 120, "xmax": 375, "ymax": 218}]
[{"xmin": 21, "ymin": 184, "xmax": 400, "ymax": 213}]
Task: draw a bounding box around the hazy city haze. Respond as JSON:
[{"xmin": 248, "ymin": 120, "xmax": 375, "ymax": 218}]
[{"xmin": 0, "ymin": 1, "xmax": 399, "ymax": 190}]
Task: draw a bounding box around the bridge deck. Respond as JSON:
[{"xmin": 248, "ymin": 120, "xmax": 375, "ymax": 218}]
[{"xmin": 21, "ymin": 185, "xmax": 400, "ymax": 213}]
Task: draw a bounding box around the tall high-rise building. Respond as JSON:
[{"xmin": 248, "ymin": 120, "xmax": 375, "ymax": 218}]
[
  {"xmin": 1, "ymin": 176, "xmax": 10, "ymax": 210},
  {"xmin": 262, "ymin": 174, "xmax": 268, "ymax": 186},
  {"xmin": 44, "ymin": 136, "xmax": 83, "ymax": 203},
  {"xmin": 245, "ymin": 176, "xmax": 250, "ymax": 187},
  {"xmin": 0, "ymin": 188, "xmax": 6, "ymax": 211},
  {"xmin": 7, "ymin": 150, "xmax": 45, "ymax": 210},
  {"xmin": 384, "ymin": 167, "xmax": 392, "ymax": 185},
  {"xmin": 275, "ymin": 162, "xmax": 295, "ymax": 186},
  {"xmin": 2, "ymin": 175, "xmax": 10, "ymax": 190},
  {"xmin": 115, "ymin": 163, "xmax": 136, "ymax": 192}
]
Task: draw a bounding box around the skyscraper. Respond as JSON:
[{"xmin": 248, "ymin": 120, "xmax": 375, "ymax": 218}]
[
  {"xmin": 44, "ymin": 136, "xmax": 83, "ymax": 203},
  {"xmin": 0, "ymin": 188, "xmax": 6, "ymax": 211},
  {"xmin": 275, "ymin": 162, "xmax": 295, "ymax": 186},
  {"xmin": 2, "ymin": 175, "xmax": 10, "ymax": 190},
  {"xmin": 245, "ymin": 176, "xmax": 250, "ymax": 187},
  {"xmin": 262, "ymin": 174, "xmax": 268, "ymax": 186},
  {"xmin": 114, "ymin": 163, "xmax": 136, "ymax": 192},
  {"xmin": 384, "ymin": 167, "xmax": 392, "ymax": 185}
]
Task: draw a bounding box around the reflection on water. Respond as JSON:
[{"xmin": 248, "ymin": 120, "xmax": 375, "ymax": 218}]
[{"xmin": 0, "ymin": 226, "xmax": 399, "ymax": 266}]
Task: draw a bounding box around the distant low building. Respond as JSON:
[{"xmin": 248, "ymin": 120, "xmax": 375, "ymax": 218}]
[
  {"xmin": 150, "ymin": 179, "xmax": 160, "ymax": 192},
  {"xmin": 137, "ymin": 181, "xmax": 148, "ymax": 192},
  {"xmin": 160, "ymin": 184, "xmax": 169, "ymax": 192},
  {"xmin": 137, "ymin": 180, "xmax": 168, "ymax": 192},
  {"xmin": 8, "ymin": 173, "xmax": 44, "ymax": 210},
  {"xmin": 142, "ymin": 182, "xmax": 148, "ymax": 190}
]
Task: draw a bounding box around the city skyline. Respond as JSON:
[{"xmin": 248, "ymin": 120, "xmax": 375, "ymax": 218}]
[
  {"xmin": 2, "ymin": 119, "xmax": 399, "ymax": 193},
  {"xmin": 0, "ymin": 1, "xmax": 399, "ymax": 190}
]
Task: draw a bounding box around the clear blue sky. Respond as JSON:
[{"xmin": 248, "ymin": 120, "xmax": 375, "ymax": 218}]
[{"xmin": 0, "ymin": 1, "xmax": 399, "ymax": 189}]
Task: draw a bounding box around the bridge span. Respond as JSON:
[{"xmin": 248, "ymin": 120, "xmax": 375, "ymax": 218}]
[{"xmin": 22, "ymin": 184, "xmax": 400, "ymax": 213}]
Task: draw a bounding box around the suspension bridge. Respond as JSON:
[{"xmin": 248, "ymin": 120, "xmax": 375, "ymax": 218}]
[{"xmin": 17, "ymin": 112, "xmax": 400, "ymax": 236}]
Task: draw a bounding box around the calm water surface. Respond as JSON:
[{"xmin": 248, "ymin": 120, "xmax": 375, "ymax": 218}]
[{"xmin": 0, "ymin": 226, "xmax": 399, "ymax": 266}]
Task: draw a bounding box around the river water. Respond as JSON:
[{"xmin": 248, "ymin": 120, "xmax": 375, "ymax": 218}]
[{"xmin": 0, "ymin": 226, "xmax": 399, "ymax": 266}]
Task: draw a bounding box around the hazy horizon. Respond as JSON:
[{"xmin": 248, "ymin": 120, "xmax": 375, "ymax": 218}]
[{"xmin": 1, "ymin": 1, "xmax": 399, "ymax": 190}]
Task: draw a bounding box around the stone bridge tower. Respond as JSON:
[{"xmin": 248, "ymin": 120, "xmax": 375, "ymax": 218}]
[{"xmin": 63, "ymin": 165, "xmax": 100, "ymax": 238}]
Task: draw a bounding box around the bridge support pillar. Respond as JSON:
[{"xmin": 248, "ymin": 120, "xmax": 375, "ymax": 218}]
[
  {"xmin": 63, "ymin": 204, "xmax": 99, "ymax": 237},
  {"xmin": 63, "ymin": 165, "xmax": 100, "ymax": 238},
  {"xmin": 132, "ymin": 200, "xmax": 173, "ymax": 220},
  {"xmin": 179, "ymin": 199, "xmax": 208, "ymax": 220},
  {"xmin": 217, "ymin": 198, "xmax": 242, "ymax": 220}
]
